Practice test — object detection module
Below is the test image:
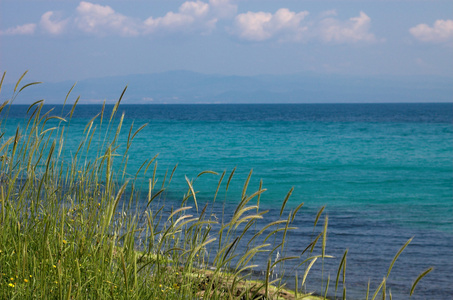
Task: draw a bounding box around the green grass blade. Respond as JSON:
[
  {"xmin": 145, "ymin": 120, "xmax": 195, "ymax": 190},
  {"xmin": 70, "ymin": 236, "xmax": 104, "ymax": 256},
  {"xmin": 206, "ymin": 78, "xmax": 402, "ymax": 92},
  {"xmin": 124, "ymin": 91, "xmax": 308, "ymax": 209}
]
[
  {"xmin": 324, "ymin": 274, "xmax": 330, "ymax": 299},
  {"xmin": 366, "ymin": 279, "xmax": 370, "ymax": 300},
  {"xmin": 185, "ymin": 175, "xmax": 198, "ymax": 212},
  {"xmin": 371, "ymin": 277, "xmax": 386, "ymax": 300}
]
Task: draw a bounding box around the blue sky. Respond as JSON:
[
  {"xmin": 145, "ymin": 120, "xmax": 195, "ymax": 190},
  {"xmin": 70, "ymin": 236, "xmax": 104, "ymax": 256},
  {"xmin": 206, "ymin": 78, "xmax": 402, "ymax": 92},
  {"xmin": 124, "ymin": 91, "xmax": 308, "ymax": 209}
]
[{"xmin": 1, "ymin": 0, "xmax": 452, "ymax": 83}]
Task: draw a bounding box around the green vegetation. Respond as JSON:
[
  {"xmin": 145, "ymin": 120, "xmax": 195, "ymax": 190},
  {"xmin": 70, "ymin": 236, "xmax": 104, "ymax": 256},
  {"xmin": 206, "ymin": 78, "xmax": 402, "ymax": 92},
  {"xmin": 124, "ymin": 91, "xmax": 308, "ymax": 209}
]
[{"xmin": 0, "ymin": 71, "xmax": 432, "ymax": 299}]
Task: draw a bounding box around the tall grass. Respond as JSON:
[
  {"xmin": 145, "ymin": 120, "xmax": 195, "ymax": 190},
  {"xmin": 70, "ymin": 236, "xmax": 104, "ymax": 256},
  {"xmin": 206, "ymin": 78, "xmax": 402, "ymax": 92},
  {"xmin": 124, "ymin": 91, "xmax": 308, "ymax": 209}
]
[{"xmin": 0, "ymin": 71, "xmax": 432, "ymax": 299}]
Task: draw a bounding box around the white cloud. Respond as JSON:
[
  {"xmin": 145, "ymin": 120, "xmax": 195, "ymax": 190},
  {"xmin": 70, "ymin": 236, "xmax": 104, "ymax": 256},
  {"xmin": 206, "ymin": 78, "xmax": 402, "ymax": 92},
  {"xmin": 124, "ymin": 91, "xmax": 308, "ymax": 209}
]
[
  {"xmin": 180, "ymin": 1, "xmax": 210, "ymax": 18},
  {"xmin": 232, "ymin": 8, "xmax": 309, "ymax": 41},
  {"xmin": 0, "ymin": 23, "xmax": 36, "ymax": 36},
  {"xmin": 409, "ymin": 19, "xmax": 453, "ymax": 43},
  {"xmin": 40, "ymin": 11, "xmax": 69, "ymax": 35},
  {"xmin": 75, "ymin": 1, "xmax": 140, "ymax": 36},
  {"xmin": 144, "ymin": 0, "xmax": 219, "ymax": 34},
  {"xmin": 233, "ymin": 11, "xmax": 272, "ymax": 41},
  {"xmin": 318, "ymin": 11, "xmax": 377, "ymax": 43}
]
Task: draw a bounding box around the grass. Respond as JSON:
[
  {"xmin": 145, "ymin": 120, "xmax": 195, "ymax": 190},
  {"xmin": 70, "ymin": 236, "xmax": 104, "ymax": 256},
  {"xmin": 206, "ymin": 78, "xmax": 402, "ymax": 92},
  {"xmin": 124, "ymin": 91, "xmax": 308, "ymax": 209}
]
[{"xmin": 0, "ymin": 71, "xmax": 433, "ymax": 299}]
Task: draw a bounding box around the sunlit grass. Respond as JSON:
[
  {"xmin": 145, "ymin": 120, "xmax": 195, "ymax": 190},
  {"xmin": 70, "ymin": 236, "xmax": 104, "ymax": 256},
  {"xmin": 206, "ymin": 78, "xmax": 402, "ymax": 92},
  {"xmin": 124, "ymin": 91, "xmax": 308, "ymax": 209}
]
[{"xmin": 0, "ymin": 71, "xmax": 432, "ymax": 299}]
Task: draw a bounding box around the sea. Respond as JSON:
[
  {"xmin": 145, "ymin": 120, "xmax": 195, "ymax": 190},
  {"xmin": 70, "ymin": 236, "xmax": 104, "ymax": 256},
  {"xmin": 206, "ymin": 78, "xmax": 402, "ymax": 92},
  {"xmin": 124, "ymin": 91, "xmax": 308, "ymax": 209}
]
[{"xmin": 2, "ymin": 103, "xmax": 452, "ymax": 299}]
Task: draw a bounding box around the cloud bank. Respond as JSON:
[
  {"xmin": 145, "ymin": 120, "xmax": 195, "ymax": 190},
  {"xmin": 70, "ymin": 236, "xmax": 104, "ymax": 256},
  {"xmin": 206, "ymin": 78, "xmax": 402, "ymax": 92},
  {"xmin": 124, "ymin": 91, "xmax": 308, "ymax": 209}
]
[
  {"xmin": 0, "ymin": 23, "xmax": 36, "ymax": 36},
  {"xmin": 143, "ymin": 0, "xmax": 217, "ymax": 34},
  {"xmin": 2, "ymin": 1, "xmax": 381, "ymax": 44},
  {"xmin": 318, "ymin": 11, "xmax": 377, "ymax": 43},
  {"xmin": 40, "ymin": 11, "xmax": 69, "ymax": 35},
  {"xmin": 410, "ymin": 19, "xmax": 453, "ymax": 43},
  {"xmin": 232, "ymin": 8, "xmax": 309, "ymax": 41},
  {"xmin": 75, "ymin": 1, "xmax": 140, "ymax": 36}
]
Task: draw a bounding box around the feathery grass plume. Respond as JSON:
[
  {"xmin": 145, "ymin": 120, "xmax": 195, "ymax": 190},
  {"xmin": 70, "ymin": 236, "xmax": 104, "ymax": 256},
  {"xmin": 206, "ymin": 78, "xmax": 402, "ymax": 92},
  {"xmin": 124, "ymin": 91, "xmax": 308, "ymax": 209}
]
[
  {"xmin": 212, "ymin": 170, "xmax": 225, "ymax": 204},
  {"xmin": 18, "ymin": 80, "xmax": 42, "ymax": 94},
  {"xmin": 280, "ymin": 187, "xmax": 293, "ymax": 217},
  {"xmin": 322, "ymin": 215, "xmax": 328, "ymax": 259},
  {"xmin": 320, "ymin": 214, "xmax": 329, "ymax": 295},
  {"xmin": 314, "ymin": 206, "xmax": 325, "ymax": 229},
  {"xmin": 335, "ymin": 249, "xmax": 348, "ymax": 297},
  {"xmin": 241, "ymin": 169, "xmax": 253, "ymax": 199},
  {"xmin": 410, "ymin": 267, "xmax": 433, "ymax": 297},
  {"xmin": 61, "ymin": 82, "xmax": 76, "ymax": 113},
  {"xmin": 291, "ymin": 201, "xmax": 304, "ymax": 223},
  {"xmin": 386, "ymin": 237, "xmax": 412, "ymax": 278},
  {"xmin": 0, "ymin": 71, "xmax": 6, "ymax": 95},
  {"xmin": 185, "ymin": 175, "xmax": 198, "ymax": 212},
  {"xmin": 196, "ymin": 170, "xmax": 219, "ymax": 179},
  {"xmin": 110, "ymin": 86, "xmax": 127, "ymax": 122},
  {"xmin": 301, "ymin": 257, "xmax": 318, "ymax": 288},
  {"xmin": 69, "ymin": 96, "xmax": 80, "ymax": 120},
  {"xmin": 14, "ymin": 70, "xmax": 28, "ymax": 93},
  {"xmin": 225, "ymin": 166, "xmax": 236, "ymax": 192},
  {"xmin": 265, "ymin": 258, "xmax": 271, "ymax": 299}
]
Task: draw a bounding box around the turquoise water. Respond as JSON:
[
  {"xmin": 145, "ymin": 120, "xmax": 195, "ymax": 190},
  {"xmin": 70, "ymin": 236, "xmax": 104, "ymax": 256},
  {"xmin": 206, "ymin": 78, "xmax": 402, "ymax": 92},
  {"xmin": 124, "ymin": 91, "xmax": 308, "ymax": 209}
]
[{"xmin": 2, "ymin": 103, "xmax": 452, "ymax": 298}]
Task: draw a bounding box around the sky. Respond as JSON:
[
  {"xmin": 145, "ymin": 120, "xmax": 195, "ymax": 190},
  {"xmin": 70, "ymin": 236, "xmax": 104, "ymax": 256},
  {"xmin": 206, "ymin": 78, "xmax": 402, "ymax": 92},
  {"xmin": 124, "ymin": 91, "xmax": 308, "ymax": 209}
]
[{"xmin": 1, "ymin": 0, "xmax": 453, "ymax": 84}]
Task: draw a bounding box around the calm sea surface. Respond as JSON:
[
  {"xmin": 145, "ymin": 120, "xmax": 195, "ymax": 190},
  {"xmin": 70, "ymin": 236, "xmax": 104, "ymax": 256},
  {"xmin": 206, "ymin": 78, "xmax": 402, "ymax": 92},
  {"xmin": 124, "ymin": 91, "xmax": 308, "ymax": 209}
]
[{"xmin": 2, "ymin": 103, "xmax": 452, "ymax": 299}]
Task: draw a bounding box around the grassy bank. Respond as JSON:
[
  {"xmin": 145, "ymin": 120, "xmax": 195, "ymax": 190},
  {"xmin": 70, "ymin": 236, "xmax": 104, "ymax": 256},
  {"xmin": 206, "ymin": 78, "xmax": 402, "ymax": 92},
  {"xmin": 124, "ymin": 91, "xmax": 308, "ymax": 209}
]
[{"xmin": 0, "ymin": 72, "xmax": 432, "ymax": 299}]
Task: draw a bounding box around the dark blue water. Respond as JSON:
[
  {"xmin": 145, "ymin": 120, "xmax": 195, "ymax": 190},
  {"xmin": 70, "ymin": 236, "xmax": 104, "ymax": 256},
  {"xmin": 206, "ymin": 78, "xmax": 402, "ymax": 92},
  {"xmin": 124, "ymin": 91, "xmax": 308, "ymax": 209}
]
[{"xmin": 2, "ymin": 103, "xmax": 452, "ymax": 299}]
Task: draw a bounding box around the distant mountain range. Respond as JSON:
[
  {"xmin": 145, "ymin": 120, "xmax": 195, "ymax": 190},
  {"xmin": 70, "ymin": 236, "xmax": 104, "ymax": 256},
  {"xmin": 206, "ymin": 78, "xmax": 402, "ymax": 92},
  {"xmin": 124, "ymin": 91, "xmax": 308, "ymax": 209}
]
[{"xmin": 3, "ymin": 70, "xmax": 452, "ymax": 104}]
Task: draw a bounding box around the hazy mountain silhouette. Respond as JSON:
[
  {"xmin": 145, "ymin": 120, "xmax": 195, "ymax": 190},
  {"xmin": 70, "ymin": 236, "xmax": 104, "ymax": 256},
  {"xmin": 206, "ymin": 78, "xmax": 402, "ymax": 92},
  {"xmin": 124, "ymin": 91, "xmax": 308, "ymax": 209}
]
[{"xmin": 4, "ymin": 70, "xmax": 452, "ymax": 104}]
